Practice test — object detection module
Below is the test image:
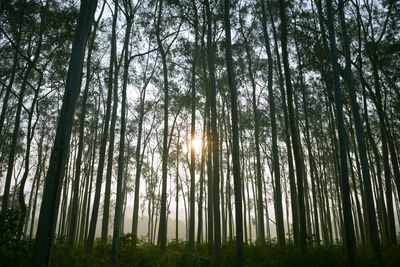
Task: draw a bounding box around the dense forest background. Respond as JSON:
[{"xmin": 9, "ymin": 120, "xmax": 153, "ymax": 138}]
[{"xmin": 0, "ymin": 0, "xmax": 399, "ymax": 266}]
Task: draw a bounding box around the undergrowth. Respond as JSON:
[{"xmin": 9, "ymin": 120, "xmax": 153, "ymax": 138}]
[{"xmin": 1, "ymin": 235, "xmax": 399, "ymax": 266}]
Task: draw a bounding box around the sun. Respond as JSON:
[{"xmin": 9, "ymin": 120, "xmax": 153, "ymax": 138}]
[{"xmin": 191, "ymin": 138, "xmax": 202, "ymax": 153}]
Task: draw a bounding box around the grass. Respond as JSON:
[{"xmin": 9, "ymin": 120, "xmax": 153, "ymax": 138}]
[{"xmin": 1, "ymin": 237, "xmax": 400, "ymax": 266}]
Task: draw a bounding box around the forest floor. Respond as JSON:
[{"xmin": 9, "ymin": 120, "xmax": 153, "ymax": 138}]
[{"xmin": 1, "ymin": 236, "xmax": 400, "ymax": 266}]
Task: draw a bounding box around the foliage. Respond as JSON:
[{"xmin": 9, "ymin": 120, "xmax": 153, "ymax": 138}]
[
  {"xmin": 0, "ymin": 207, "xmax": 33, "ymax": 267},
  {"xmin": 1, "ymin": 240, "xmax": 400, "ymax": 266},
  {"xmin": 0, "ymin": 207, "xmax": 21, "ymax": 248}
]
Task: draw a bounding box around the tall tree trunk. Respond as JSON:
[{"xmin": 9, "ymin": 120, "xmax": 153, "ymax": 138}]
[
  {"xmin": 197, "ymin": 116, "xmax": 206, "ymax": 245},
  {"xmin": 259, "ymin": 0, "xmax": 285, "ymax": 247},
  {"xmin": 32, "ymin": 1, "xmax": 97, "ymax": 265},
  {"xmin": 205, "ymin": 0, "xmax": 221, "ymax": 255},
  {"xmin": 111, "ymin": 9, "xmax": 132, "ymax": 266},
  {"xmin": 84, "ymin": 96, "xmax": 100, "ymax": 242},
  {"xmin": 278, "ymin": 0, "xmax": 307, "ymax": 252},
  {"xmin": 188, "ymin": 0, "xmax": 199, "ymax": 248},
  {"xmin": 206, "ymin": 101, "xmax": 213, "ymax": 250},
  {"xmin": 101, "ymin": 0, "xmax": 119, "ymax": 244},
  {"xmin": 220, "ymin": 116, "xmax": 226, "ymax": 242},
  {"xmin": 156, "ymin": 0, "xmax": 169, "ymax": 252},
  {"xmin": 239, "ymin": 4, "xmax": 264, "ymax": 244},
  {"xmin": 28, "ymin": 124, "xmax": 45, "ymax": 240},
  {"xmin": 223, "ymin": 0, "xmax": 243, "ymax": 265},
  {"xmin": 267, "ymin": 0, "xmax": 299, "ymax": 244},
  {"xmin": 338, "ymin": 0, "xmax": 382, "ymax": 250},
  {"xmin": 326, "ymin": 0, "xmax": 356, "ymax": 264},
  {"xmin": 131, "ymin": 52, "xmax": 156, "ymax": 239},
  {"xmin": 86, "ymin": 1, "xmax": 115, "ymax": 250},
  {"xmin": 68, "ymin": 3, "xmax": 103, "ymax": 246},
  {"xmin": 198, "ymin": 23, "xmax": 208, "ymax": 245}
]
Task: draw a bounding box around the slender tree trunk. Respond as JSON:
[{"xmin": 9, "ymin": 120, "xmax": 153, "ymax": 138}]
[
  {"xmin": 223, "ymin": 0, "xmax": 244, "ymax": 259},
  {"xmin": 28, "ymin": 125, "xmax": 45, "ymax": 240},
  {"xmin": 206, "ymin": 102, "xmax": 213, "ymax": 250},
  {"xmin": 338, "ymin": 0, "xmax": 382, "ymax": 250},
  {"xmin": 205, "ymin": 0, "xmax": 221, "ymax": 254},
  {"xmin": 347, "ymin": 130, "xmax": 366, "ymax": 245},
  {"xmin": 220, "ymin": 115, "xmax": 226, "ymax": 242},
  {"xmin": 239, "ymin": 5, "xmax": 264, "ymax": 244},
  {"xmin": 111, "ymin": 11, "xmax": 132, "ymax": 266},
  {"xmin": 156, "ymin": 0, "xmax": 169, "ymax": 251},
  {"xmin": 326, "ymin": 0, "xmax": 356, "ymax": 263},
  {"xmin": 197, "ymin": 117, "xmax": 206, "ymax": 245},
  {"xmin": 32, "ymin": 1, "xmax": 97, "ymax": 265},
  {"xmin": 84, "ymin": 96, "xmax": 99, "ymax": 242},
  {"xmin": 188, "ymin": 0, "xmax": 199, "ymax": 249},
  {"xmin": 101, "ymin": 1, "xmax": 119, "ymax": 244},
  {"xmin": 86, "ymin": 2, "xmax": 115, "ymax": 249},
  {"xmin": 278, "ymin": 0, "xmax": 307, "ymax": 252},
  {"xmin": 175, "ymin": 158, "xmax": 179, "ymax": 242},
  {"xmin": 291, "ymin": 24, "xmax": 321, "ymax": 245},
  {"xmin": 198, "ymin": 23, "xmax": 208, "ymax": 245},
  {"xmin": 24, "ymin": 160, "xmax": 38, "ymax": 236},
  {"xmin": 267, "ymin": 0, "xmax": 299, "ymax": 245},
  {"xmin": 131, "ymin": 91, "xmax": 145, "ymax": 239},
  {"xmin": 68, "ymin": 5, "xmax": 103, "ymax": 245},
  {"xmin": 259, "ymin": 0, "xmax": 285, "ymax": 246}
]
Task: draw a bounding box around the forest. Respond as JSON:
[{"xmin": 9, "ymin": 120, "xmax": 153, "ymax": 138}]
[{"xmin": 0, "ymin": 0, "xmax": 399, "ymax": 266}]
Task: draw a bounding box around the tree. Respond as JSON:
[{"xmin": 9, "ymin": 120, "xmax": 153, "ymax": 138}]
[
  {"xmin": 278, "ymin": 0, "xmax": 307, "ymax": 252},
  {"xmin": 326, "ymin": 0, "xmax": 356, "ymax": 263},
  {"xmin": 111, "ymin": 1, "xmax": 134, "ymax": 264},
  {"xmin": 188, "ymin": 0, "xmax": 199, "ymax": 249},
  {"xmin": 32, "ymin": 0, "xmax": 97, "ymax": 265},
  {"xmin": 239, "ymin": 1, "xmax": 264, "ymax": 244},
  {"xmin": 68, "ymin": 1, "xmax": 104, "ymax": 246},
  {"xmin": 156, "ymin": 0, "xmax": 172, "ymax": 251},
  {"xmin": 259, "ymin": 0, "xmax": 285, "ymax": 247},
  {"xmin": 337, "ymin": 0, "xmax": 381, "ymax": 250},
  {"xmin": 205, "ymin": 0, "xmax": 221, "ymax": 254},
  {"xmin": 101, "ymin": 0, "xmax": 119, "ymax": 244},
  {"xmin": 223, "ymin": 0, "xmax": 244, "ymax": 265}
]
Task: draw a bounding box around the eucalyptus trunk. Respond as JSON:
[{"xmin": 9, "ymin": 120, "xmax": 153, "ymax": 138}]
[
  {"xmin": 326, "ymin": 0, "xmax": 356, "ymax": 263},
  {"xmin": 111, "ymin": 10, "xmax": 132, "ymax": 266},
  {"xmin": 101, "ymin": 0, "xmax": 119, "ymax": 243},
  {"xmin": 278, "ymin": 0, "xmax": 307, "ymax": 252},
  {"xmin": 224, "ymin": 1, "xmax": 244, "ymax": 265},
  {"xmin": 32, "ymin": 1, "xmax": 97, "ymax": 265},
  {"xmin": 156, "ymin": 0, "xmax": 169, "ymax": 251}
]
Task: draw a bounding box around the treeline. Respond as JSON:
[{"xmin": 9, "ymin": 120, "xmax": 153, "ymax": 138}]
[{"xmin": 0, "ymin": 0, "xmax": 399, "ymax": 266}]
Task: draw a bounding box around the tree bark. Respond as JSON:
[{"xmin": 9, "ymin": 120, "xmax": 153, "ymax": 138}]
[
  {"xmin": 223, "ymin": 0, "xmax": 244, "ymax": 265},
  {"xmin": 338, "ymin": 0, "xmax": 382, "ymax": 250},
  {"xmin": 326, "ymin": 0, "xmax": 356, "ymax": 263},
  {"xmin": 156, "ymin": 0, "xmax": 169, "ymax": 251},
  {"xmin": 278, "ymin": 0, "xmax": 307, "ymax": 252},
  {"xmin": 260, "ymin": 0, "xmax": 285, "ymax": 247},
  {"xmin": 32, "ymin": 0, "xmax": 97, "ymax": 265},
  {"xmin": 188, "ymin": 0, "xmax": 199, "ymax": 248},
  {"xmin": 68, "ymin": 3, "xmax": 103, "ymax": 246},
  {"xmin": 205, "ymin": 0, "xmax": 221, "ymax": 255},
  {"xmin": 101, "ymin": 0, "xmax": 119, "ymax": 244},
  {"xmin": 111, "ymin": 7, "xmax": 132, "ymax": 265}
]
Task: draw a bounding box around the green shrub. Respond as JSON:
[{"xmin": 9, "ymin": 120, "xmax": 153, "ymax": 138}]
[
  {"xmin": 0, "ymin": 207, "xmax": 21, "ymax": 248},
  {"xmin": 1, "ymin": 238, "xmax": 400, "ymax": 266}
]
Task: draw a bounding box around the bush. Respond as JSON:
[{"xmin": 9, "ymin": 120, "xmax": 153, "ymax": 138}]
[
  {"xmin": 1, "ymin": 237, "xmax": 400, "ymax": 266},
  {"xmin": 0, "ymin": 207, "xmax": 21, "ymax": 248}
]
